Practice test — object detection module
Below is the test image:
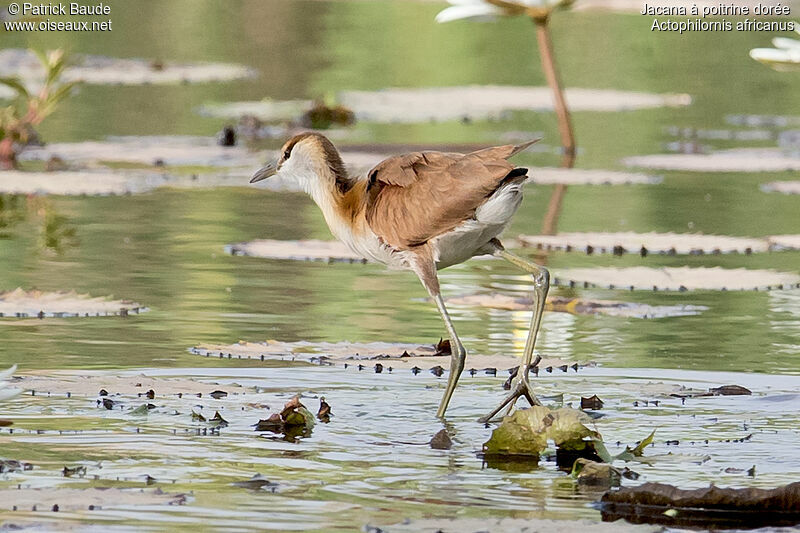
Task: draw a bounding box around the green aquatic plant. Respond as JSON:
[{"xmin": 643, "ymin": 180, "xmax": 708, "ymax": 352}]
[
  {"xmin": 436, "ymin": 0, "xmax": 576, "ymax": 234},
  {"xmin": 0, "ymin": 49, "xmax": 79, "ymax": 170}
]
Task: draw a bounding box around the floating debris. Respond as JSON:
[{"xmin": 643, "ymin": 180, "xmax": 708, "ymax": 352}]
[
  {"xmin": 62, "ymin": 465, "xmax": 87, "ymax": 477},
  {"xmin": 552, "ymin": 266, "xmax": 800, "ymax": 291},
  {"xmin": 709, "ymin": 385, "xmax": 752, "ymax": 396},
  {"xmin": 600, "ymin": 481, "xmax": 800, "ymax": 528},
  {"xmin": 0, "ymin": 459, "xmax": 33, "ymax": 473},
  {"xmin": 517, "ymin": 232, "xmax": 787, "ymax": 255},
  {"xmin": 624, "ymin": 148, "xmax": 800, "ymax": 173},
  {"xmin": 0, "ymin": 289, "xmax": 147, "ymax": 319},
  {"xmin": 231, "ymin": 474, "xmax": 278, "ymax": 491},
  {"xmin": 526, "ymin": 168, "xmax": 660, "ymax": 186},
  {"xmin": 446, "ymin": 293, "xmax": 707, "ymax": 319},
  {"xmin": 430, "ymin": 429, "xmax": 453, "ymax": 450},
  {"xmin": 317, "ymin": 397, "xmax": 332, "ymax": 422},
  {"xmin": 225, "ymin": 239, "xmax": 367, "ymax": 263},
  {"xmin": 581, "ymin": 395, "xmax": 604, "ymax": 411}
]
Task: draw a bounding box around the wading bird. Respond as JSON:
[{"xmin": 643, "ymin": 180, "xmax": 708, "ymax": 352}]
[{"xmin": 251, "ymin": 133, "xmax": 547, "ymax": 422}]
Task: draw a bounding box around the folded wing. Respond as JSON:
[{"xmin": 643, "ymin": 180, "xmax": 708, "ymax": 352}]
[{"xmin": 365, "ymin": 140, "xmax": 538, "ymax": 250}]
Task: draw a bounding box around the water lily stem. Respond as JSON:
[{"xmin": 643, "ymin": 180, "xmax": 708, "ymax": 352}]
[{"xmin": 535, "ymin": 17, "xmax": 575, "ymax": 235}]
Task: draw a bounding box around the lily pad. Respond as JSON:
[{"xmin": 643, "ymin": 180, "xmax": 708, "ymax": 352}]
[
  {"xmin": 190, "ymin": 340, "xmax": 579, "ymax": 373},
  {"xmin": 0, "ymin": 48, "xmax": 254, "ymax": 97},
  {"xmin": 446, "ymin": 293, "xmax": 707, "ymax": 319},
  {"xmin": 13, "ymin": 371, "xmax": 245, "ymax": 397},
  {"xmin": 623, "ymin": 148, "xmax": 800, "ymax": 172},
  {"xmin": 198, "ymin": 87, "xmax": 690, "ymax": 125},
  {"xmin": 0, "ymin": 289, "xmax": 147, "ymax": 318},
  {"xmin": 551, "ymin": 266, "xmax": 800, "ymax": 291},
  {"xmin": 527, "ymin": 168, "xmax": 661, "ymax": 186},
  {"xmin": 762, "ymin": 181, "xmax": 800, "ymax": 195},
  {"xmin": 338, "ymin": 86, "xmax": 691, "ymax": 123},
  {"xmin": 0, "ymin": 487, "xmax": 187, "ymax": 511},
  {"xmin": 225, "ymin": 239, "xmax": 367, "ymax": 263},
  {"xmin": 769, "ymin": 234, "xmax": 800, "ymax": 250},
  {"xmin": 19, "ymin": 136, "xmax": 262, "ymax": 168},
  {"xmin": 517, "ymin": 232, "xmax": 787, "ymax": 255}
]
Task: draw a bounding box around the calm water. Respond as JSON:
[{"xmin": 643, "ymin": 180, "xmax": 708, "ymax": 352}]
[{"xmin": 1, "ymin": 0, "xmax": 799, "ymax": 530}]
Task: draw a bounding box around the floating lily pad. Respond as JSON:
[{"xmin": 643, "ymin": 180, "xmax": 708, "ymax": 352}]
[
  {"xmin": 624, "ymin": 148, "xmax": 800, "ymax": 172},
  {"xmin": 769, "ymin": 234, "xmax": 800, "ymax": 250},
  {"xmin": 19, "ymin": 136, "xmax": 263, "ymax": 168},
  {"xmin": 528, "ymin": 168, "xmax": 661, "ymax": 186},
  {"xmin": 762, "ymin": 181, "xmax": 800, "ymax": 195},
  {"xmin": 0, "ymin": 48, "xmax": 254, "ymax": 98},
  {"xmin": 190, "ymin": 340, "xmax": 578, "ymax": 373},
  {"xmin": 225, "ymin": 239, "xmax": 367, "ymax": 263},
  {"xmin": 0, "ymin": 487, "xmax": 187, "ymax": 511},
  {"xmin": 199, "ymin": 86, "xmax": 690, "ymax": 125},
  {"xmin": 338, "ymin": 86, "xmax": 691, "ymax": 123},
  {"xmin": 446, "ymin": 293, "xmax": 707, "ymax": 319},
  {"xmin": 13, "ymin": 371, "xmax": 244, "ymax": 397},
  {"xmin": 552, "ymin": 266, "xmax": 800, "ymax": 291},
  {"xmin": 0, "ymin": 289, "xmax": 147, "ymax": 318},
  {"xmin": 517, "ymin": 232, "xmax": 778, "ymax": 255}
]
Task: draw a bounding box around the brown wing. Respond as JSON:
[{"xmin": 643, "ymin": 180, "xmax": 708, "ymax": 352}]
[{"xmin": 365, "ymin": 140, "xmax": 538, "ymax": 249}]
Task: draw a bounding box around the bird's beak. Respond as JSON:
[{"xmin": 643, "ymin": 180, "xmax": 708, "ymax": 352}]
[{"xmin": 250, "ymin": 160, "xmax": 278, "ymax": 183}]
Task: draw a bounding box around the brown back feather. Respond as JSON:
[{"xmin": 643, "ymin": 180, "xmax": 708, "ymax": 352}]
[{"xmin": 365, "ymin": 140, "xmax": 538, "ymax": 249}]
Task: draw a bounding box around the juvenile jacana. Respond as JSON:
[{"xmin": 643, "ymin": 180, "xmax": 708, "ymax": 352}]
[{"xmin": 251, "ymin": 133, "xmax": 549, "ymax": 422}]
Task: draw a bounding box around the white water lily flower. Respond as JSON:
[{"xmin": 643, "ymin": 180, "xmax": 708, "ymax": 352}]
[
  {"xmin": 750, "ymin": 26, "xmax": 800, "ymax": 72},
  {"xmin": 0, "ymin": 365, "xmax": 22, "ymax": 402},
  {"xmin": 435, "ymin": 0, "xmax": 575, "ymax": 23}
]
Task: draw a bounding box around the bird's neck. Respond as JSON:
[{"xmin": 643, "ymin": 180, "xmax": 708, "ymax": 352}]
[{"xmin": 306, "ymin": 172, "xmax": 368, "ymax": 241}]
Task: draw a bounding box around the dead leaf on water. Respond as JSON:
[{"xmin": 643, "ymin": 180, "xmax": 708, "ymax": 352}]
[
  {"xmin": 600, "ymin": 481, "xmax": 800, "ymax": 528},
  {"xmin": 430, "ymin": 429, "xmax": 453, "ymax": 450}
]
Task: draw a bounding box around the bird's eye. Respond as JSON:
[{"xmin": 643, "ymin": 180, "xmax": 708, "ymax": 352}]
[{"xmin": 284, "ymin": 149, "xmax": 291, "ymax": 160}]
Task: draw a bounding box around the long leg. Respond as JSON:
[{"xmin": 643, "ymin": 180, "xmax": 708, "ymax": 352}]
[
  {"xmin": 479, "ymin": 240, "xmax": 550, "ymax": 423},
  {"xmin": 408, "ymin": 248, "xmax": 467, "ymax": 419}
]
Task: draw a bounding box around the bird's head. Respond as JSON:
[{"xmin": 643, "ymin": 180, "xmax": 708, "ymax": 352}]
[{"xmin": 250, "ymin": 132, "xmax": 350, "ymax": 195}]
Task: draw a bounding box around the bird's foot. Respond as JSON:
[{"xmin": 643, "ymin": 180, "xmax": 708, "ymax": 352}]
[{"xmin": 477, "ymin": 377, "xmax": 541, "ymax": 424}]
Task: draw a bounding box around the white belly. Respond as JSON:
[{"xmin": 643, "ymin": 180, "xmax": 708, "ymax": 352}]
[{"xmin": 433, "ymin": 180, "xmax": 524, "ymax": 269}]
